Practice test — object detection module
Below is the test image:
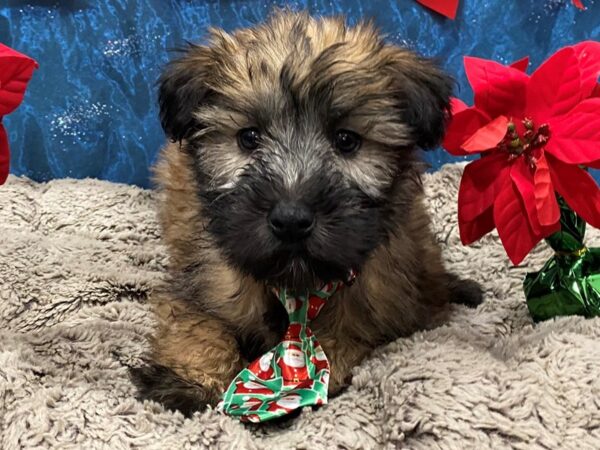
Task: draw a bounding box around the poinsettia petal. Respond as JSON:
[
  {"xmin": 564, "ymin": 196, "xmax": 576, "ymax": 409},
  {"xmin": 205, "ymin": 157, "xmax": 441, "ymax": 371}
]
[
  {"xmin": 571, "ymin": 41, "xmax": 600, "ymax": 98},
  {"xmin": 572, "ymin": 0, "xmax": 585, "ymax": 9},
  {"xmin": 0, "ymin": 44, "xmax": 38, "ymax": 116},
  {"xmin": 527, "ymin": 47, "xmax": 582, "ymax": 122},
  {"xmin": 591, "ymin": 84, "xmax": 600, "ymax": 97},
  {"xmin": 509, "ymin": 158, "xmax": 542, "ymax": 235},
  {"xmin": 541, "ymin": 216, "xmax": 562, "ymax": 238},
  {"xmin": 458, "ymin": 153, "xmax": 510, "ymax": 222},
  {"xmin": 443, "ymin": 106, "xmax": 491, "ymax": 156},
  {"xmin": 510, "ymin": 154, "xmax": 561, "ymax": 233},
  {"xmin": 546, "ymin": 98, "xmax": 600, "ymax": 164},
  {"xmin": 415, "ymin": 0, "xmax": 459, "ymax": 19},
  {"xmin": 547, "ymin": 153, "xmax": 600, "ymax": 229},
  {"xmin": 461, "ymin": 115, "xmax": 509, "ymax": 153},
  {"xmin": 0, "ymin": 123, "xmax": 9, "ymax": 185},
  {"xmin": 510, "ymin": 56, "xmax": 530, "ymax": 72},
  {"xmin": 464, "ymin": 56, "xmax": 530, "ymax": 119},
  {"xmin": 533, "ymin": 153, "xmax": 560, "ymax": 226},
  {"xmin": 451, "ymin": 97, "xmax": 468, "ymax": 114},
  {"xmin": 459, "ymin": 206, "xmax": 496, "ymax": 245},
  {"xmin": 493, "ymin": 178, "xmax": 542, "ymax": 265}
]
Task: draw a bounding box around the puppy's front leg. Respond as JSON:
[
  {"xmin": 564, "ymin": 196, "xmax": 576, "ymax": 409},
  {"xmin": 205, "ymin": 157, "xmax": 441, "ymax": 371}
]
[
  {"xmin": 319, "ymin": 335, "xmax": 372, "ymax": 397},
  {"xmin": 131, "ymin": 294, "xmax": 242, "ymax": 416}
]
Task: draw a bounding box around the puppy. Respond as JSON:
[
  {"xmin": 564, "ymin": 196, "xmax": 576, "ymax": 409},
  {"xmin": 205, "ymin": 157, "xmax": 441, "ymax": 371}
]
[{"xmin": 132, "ymin": 10, "xmax": 482, "ymax": 417}]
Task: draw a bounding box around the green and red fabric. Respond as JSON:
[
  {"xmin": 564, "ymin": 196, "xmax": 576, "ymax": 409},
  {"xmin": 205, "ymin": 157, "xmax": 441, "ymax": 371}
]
[{"xmin": 218, "ymin": 271, "xmax": 356, "ymax": 423}]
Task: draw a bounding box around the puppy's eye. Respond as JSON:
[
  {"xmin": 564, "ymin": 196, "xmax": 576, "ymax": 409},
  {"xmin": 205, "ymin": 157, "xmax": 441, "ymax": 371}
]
[
  {"xmin": 334, "ymin": 129, "xmax": 361, "ymax": 155},
  {"xmin": 237, "ymin": 128, "xmax": 261, "ymax": 152}
]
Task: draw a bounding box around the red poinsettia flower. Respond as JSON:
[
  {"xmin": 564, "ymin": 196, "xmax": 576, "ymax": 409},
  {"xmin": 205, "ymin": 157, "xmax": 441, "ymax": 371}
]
[
  {"xmin": 444, "ymin": 41, "xmax": 600, "ymax": 265},
  {"xmin": 573, "ymin": 0, "xmax": 585, "ymax": 9},
  {"xmin": 0, "ymin": 43, "xmax": 38, "ymax": 185}
]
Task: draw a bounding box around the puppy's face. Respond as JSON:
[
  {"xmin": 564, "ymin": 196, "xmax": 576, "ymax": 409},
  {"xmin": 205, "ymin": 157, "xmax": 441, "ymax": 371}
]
[{"xmin": 159, "ymin": 12, "xmax": 452, "ymax": 289}]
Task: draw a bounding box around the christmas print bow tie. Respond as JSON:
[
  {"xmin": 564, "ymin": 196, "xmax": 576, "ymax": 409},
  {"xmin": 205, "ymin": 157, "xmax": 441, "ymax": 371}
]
[{"xmin": 218, "ymin": 271, "xmax": 356, "ymax": 422}]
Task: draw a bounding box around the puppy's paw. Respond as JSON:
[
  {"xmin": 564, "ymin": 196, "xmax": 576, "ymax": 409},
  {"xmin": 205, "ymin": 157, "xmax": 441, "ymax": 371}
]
[
  {"xmin": 447, "ymin": 274, "xmax": 484, "ymax": 308},
  {"xmin": 327, "ymin": 372, "xmax": 352, "ymax": 398},
  {"xmin": 130, "ymin": 363, "xmax": 222, "ymax": 417}
]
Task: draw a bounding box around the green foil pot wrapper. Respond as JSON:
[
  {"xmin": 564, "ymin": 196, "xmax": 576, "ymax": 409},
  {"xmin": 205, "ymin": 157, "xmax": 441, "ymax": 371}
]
[{"xmin": 523, "ymin": 199, "xmax": 600, "ymax": 322}]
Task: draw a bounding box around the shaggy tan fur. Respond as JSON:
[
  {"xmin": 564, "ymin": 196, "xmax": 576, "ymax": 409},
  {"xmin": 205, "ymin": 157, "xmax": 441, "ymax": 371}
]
[
  {"xmin": 136, "ymin": 10, "xmax": 479, "ymax": 415},
  {"xmin": 151, "ymin": 142, "xmax": 453, "ymax": 396}
]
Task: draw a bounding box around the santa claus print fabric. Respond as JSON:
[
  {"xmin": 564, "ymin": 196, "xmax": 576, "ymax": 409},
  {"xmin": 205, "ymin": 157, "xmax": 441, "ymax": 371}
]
[{"xmin": 218, "ymin": 277, "xmax": 353, "ymax": 422}]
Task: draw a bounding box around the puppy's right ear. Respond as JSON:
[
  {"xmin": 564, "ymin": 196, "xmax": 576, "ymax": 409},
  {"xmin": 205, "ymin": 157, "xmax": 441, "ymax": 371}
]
[{"xmin": 158, "ymin": 44, "xmax": 212, "ymax": 142}]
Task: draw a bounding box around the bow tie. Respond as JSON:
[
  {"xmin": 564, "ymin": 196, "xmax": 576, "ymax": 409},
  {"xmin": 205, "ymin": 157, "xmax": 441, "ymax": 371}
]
[{"xmin": 218, "ymin": 270, "xmax": 357, "ymax": 422}]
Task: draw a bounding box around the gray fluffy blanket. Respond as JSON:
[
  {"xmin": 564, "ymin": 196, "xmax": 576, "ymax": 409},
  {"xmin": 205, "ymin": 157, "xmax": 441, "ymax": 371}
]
[{"xmin": 1, "ymin": 164, "xmax": 599, "ymax": 449}]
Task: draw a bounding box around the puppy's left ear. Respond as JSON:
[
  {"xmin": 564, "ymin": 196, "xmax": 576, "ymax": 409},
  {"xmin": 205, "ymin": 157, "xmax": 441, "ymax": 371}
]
[{"xmin": 388, "ymin": 49, "xmax": 454, "ymax": 150}]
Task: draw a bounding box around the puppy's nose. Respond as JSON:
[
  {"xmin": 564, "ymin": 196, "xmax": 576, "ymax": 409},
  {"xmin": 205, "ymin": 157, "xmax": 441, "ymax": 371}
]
[{"xmin": 268, "ymin": 201, "xmax": 315, "ymax": 242}]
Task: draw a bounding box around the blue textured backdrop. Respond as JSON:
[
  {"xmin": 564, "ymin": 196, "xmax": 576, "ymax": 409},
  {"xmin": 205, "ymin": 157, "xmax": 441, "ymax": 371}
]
[{"xmin": 1, "ymin": 0, "xmax": 599, "ymax": 187}]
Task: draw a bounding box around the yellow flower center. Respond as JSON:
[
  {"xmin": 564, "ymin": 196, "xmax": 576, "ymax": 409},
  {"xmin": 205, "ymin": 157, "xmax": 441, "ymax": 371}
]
[{"xmin": 500, "ymin": 118, "xmax": 551, "ymax": 159}]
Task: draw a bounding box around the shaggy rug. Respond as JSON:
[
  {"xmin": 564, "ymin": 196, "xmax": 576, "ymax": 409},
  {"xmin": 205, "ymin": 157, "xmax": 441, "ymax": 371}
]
[{"xmin": 1, "ymin": 163, "xmax": 599, "ymax": 450}]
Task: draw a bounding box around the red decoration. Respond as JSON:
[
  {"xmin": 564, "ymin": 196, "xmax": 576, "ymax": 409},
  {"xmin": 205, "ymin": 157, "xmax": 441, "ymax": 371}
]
[
  {"xmin": 416, "ymin": 0, "xmax": 459, "ymax": 19},
  {"xmin": 443, "ymin": 42, "xmax": 600, "ymax": 265},
  {"xmin": 0, "ymin": 44, "xmax": 37, "ymax": 185},
  {"xmin": 415, "ymin": 0, "xmax": 586, "ymax": 19}
]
